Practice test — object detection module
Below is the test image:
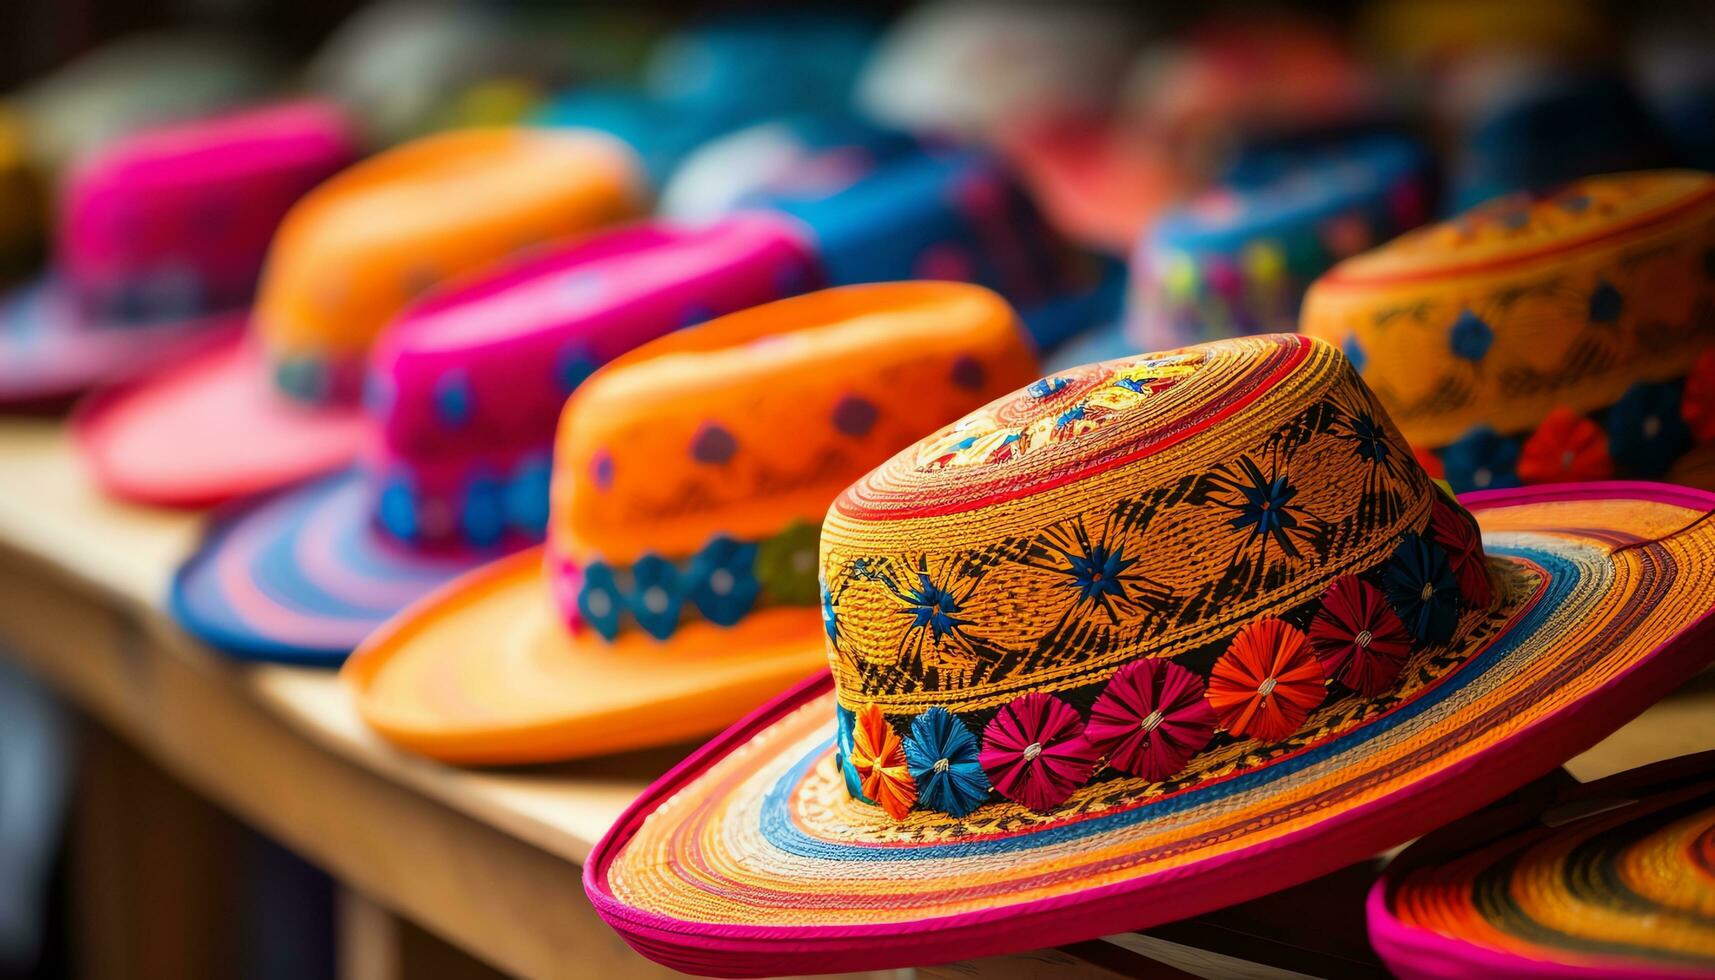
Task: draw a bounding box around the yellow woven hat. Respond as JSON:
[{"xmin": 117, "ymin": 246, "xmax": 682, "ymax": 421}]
[{"xmin": 1301, "ymin": 170, "xmax": 1715, "ymax": 493}]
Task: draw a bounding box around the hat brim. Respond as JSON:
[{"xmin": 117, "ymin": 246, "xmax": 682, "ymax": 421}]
[
  {"xmin": 72, "ymin": 333, "xmax": 367, "ymax": 507},
  {"xmin": 0, "ymin": 276, "xmax": 243, "ymax": 406},
  {"xmin": 582, "ymin": 482, "xmax": 1715, "ymax": 978},
  {"xmin": 342, "ymin": 547, "xmax": 832, "ymax": 765},
  {"xmin": 169, "ymin": 469, "xmax": 498, "ymax": 666}
]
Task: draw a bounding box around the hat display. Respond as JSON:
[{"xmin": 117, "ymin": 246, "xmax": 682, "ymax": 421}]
[
  {"xmin": 1129, "ymin": 132, "xmax": 1434, "ymax": 350},
  {"xmin": 342, "ymin": 282, "xmax": 1040, "ymax": 764},
  {"xmin": 751, "ymin": 148, "xmax": 1124, "ymax": 350},
  {"xmin": 169, "ymin": 215, "xmax": 822, "ymax": 664},
  {"xmin": 1300, "ymin": 170, "xmax": 1715, "ymax": 494},
  {"xmin": 0, "ymin": 102, "xmax": 359, "ymax": 407},
  {"xmin": 74, "ymin": 127, "xmax": 646, "ymax": 507},
  {"xmin": 584, "ymin": 333, "xmax": 1715, "ymax": 977},
  {"xmin": 1371, "ymin": 752, "xmax": 1715, "ymax": 978}
]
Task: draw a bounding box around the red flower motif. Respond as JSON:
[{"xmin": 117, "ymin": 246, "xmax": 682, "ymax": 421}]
[
  {"xmin": 1516, "ymin": 406, "xmax": 1614, "ymax": 484},
  {"xmin": 979, "ymin": 693, "xmax": 1097, "ymax": 811},
  {"xmin": 1306, "ymin": 576, "xmax": 1413, "ymax": 696},
  {"xmin": 1206, "ymin": 619, "xmax": 1326, "ymax": 743},
  {"xmin": 1429, "ymin": 494, "xmax": 1492, "ymax": 610},
  {"xmin": 1684, "ymin": 348, "xmax": 1715, "ymax": 445},
  {"xmin": 1086, "ymin": 660, "xmax": 1216, "ymax": 781},
  {"xmin": 849, "ymin": 704, "xmax": 917, "ymax": 820}
]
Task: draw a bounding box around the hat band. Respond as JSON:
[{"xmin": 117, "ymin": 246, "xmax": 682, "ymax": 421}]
[
  {"xmin": 73, "ymin": 265, "xmax": 249, "ymax": 327},
  {"xmin": 1431, "ymin": 352, "xmax": 1715, "ymax": 493},
  {"xmin": 552, "ymin": 520, "xmax": 823, "ymax": 642},
  {"xmin": 834, "ymin": 491, "xmax": 1497, "ymax": 821},
  {"xmin": 369, "ymin": 451, "xmax": 553, "ymax": 551}
]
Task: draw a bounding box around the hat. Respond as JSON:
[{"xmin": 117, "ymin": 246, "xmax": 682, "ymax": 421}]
[
  {"xmin": 0, "ymin": 106, "xmax": 45, "ymax": 287},
  {"xmin": 75, "ymin": 127, "xmax": 646, "ymax": 507},
  {"xmin": 0, "ymin": 102, "xmax": 358, "ymax": 408},
  {"xmin": 1371, "ymin": 752, "xmax": 1715, "ymax": 978},
  {"xmin": 1301, "ymin": 170, "xmax": 1715, "ymax": 494},
  {"xmin": 343, "ymin": 282, "xmax": 1040, "ymax": 763},
  {"xmin": 169, "ymin": 215, "xmax": 822, "ymax": 664},
  {"xmin": 750, "ymin": 148, "xmax": 1124, "ymax": 350},
  {"xmin": 584, "ymin": 333, "xmax": 1715, "ymax": 977},
  {"xmin": 1129, "ymin": 132, "xmax": 1434, "ymax": 351}
]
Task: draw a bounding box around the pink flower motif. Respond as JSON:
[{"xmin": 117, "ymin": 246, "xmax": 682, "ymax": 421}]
[
  {"xmin": 1085, "ymin": 660, "xmax": 1216, "ymax": 781},
  {"xmin": 979, "ymin": 692, "xmax": 1097, "ymax": 812},
  {"xmin": 1307, "ymin": 576, "xmax": 1413, "ymax": 696}
]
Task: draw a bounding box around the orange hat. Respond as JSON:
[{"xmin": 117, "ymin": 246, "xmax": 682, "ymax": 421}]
[
  {"xmin": 76, "ymin": 127, "xmax": 646, "ymax": 506},
  {"xmin": 1301, "ymin": 170, "xmax": 1715, "ymax": 493},
  {"xmin": 343, "ymin": 282, "xmax": 1039, "ymax": 763}
]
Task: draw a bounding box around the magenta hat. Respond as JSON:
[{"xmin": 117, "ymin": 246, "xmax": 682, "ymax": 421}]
[
  {"xmin": 0, "ymin": 101, "xmax": 358, "ymax": 406},
  {"xmin": 169, "ymin": 215, "xmax": 821, "ymax": 664}
]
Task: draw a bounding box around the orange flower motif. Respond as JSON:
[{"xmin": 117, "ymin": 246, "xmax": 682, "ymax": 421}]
[
  {"xmin": 1516, "ymin": 406, "xmax": 1613, "ymax": 484},
  {"xmin": 849, "ymin": 704, "xmax": 918, "ymax": 820},
  {"xmin": 1207, "ymin": 618, "xmax": 1327, "ymax": 743}
]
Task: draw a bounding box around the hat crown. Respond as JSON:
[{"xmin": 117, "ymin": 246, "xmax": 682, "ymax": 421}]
[
  {"xmin": 255, "ymin": 127, "xmax": 645, "ymax": 407},
  {"xmin": 58, "ymin": 101, "xmax": 357, "ymax": 324},
  {"xmin": 544, "ymin": 282, "xmax": 1038, "ymax": 642},
  {"xmin": 358, "ymin": 215, "xmax": 820, "ymax": 551},
  {"xmin": 823, "ymin": 334, "xmax": 1483, "ymax": 725}
]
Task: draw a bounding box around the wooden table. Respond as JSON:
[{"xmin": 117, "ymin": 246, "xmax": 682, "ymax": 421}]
[{"xmin": 2, "ymin": 416, "xmax": 1712, "ymax": 979}]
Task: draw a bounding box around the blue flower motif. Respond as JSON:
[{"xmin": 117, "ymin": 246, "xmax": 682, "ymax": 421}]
[
  {"xmin": 1346, "ymin": 412, "xmax": 1391, "ymax": 465},
  {"xmin": 1449, "ymin": 310, "xmax": 1494, "ymax": 362},
  {"xmin": 1439, "ymin": 426, "xmax": 1521, "ymax": 492},
  {"xmin": 1028, "ymin": 376, "xmax": 1069, "ymax": 398},
  {"xmin": 820, "ymin": 576, "xmax": 838, "ymax": 644},
  {"xmin": 627, "ymin": 554, "xmax": 684, "ymax": 641},
  {"xmin": 835, "ymin": 704, "xmax": 871, "ymax": 803},
  {"xmin": 555, "ymin": 344, "xmax": 599, "ymax": 396},
  {"xmin": 903, "ymin": 707, "xmax": 990, "ymax": 817},
  {"xmin": 1587, "ymin": 281, "xmax": 1623, "ymax": 324},
  {"xmin": 504, "ymin": 454, "xmax": 551, "ymax": 536},
  {"xmin": 434, "ymin": 370, "xmax": 474, "ymax": 426},
  {"xmin": 901, "ymin": 571, "xmax": 971, "ymax": 644},
  {"xmin": 460, "ymin": 472, "xmax": 505, "ymax": 548},
  {"xmin": 1342, "ymin": 333, "xmax": 1367, "ymax": 372},
  {"xmin": 685, "ymin": 536, "xmax": 760, "ymax": 627},
  {"xmin": 1054, "ymin": 404, "xmax": 1086, "ymax": 429},
  {"xmin": 1224, "ymin": 458, "xmax": 1303, "ymax": 558},
  {"xmin": 1607, "ymin": 380, "xmax": 1690, "ymax": 478},
  {"xmin": 577, "ymin": 561, "xmax": 625, "ymax": 641},
  {"xmin": 377, "ymin": 477, "xmax": 418, "ymax": 541},
  {"xmin": 1062, "ymin": 541, "xmax": 1137, "ymax": 613},
  {"xmin": 1383, "ymin": 533, "xmax": 1460, "ymax": 646}
]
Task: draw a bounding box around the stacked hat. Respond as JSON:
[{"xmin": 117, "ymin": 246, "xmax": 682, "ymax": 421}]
[
  {"xmin": 0, "ymin": 102, "xmax": 359, "ymax": 407},
  {"xmin": 170, "ymin": 215, "xmax": 822, "ymax": 664},
  {"xmin": 1129, "ymin": 133, "xmax": 1434, "ymax": 350},
  {"xmin": 749, "ymin": 148, "xmax": 1123, "ymax": 349},
  {"xmin": 344, "ymin": 282, "xmax": 1040, "ymax": 763},
  {"xmin": 587, "ymin": 334, "xmax": 1715, "ymax": 976},
  {"xmin": 75, "ymin": 127, "xmax": 646, "ymax": 507},
  {"xmin": 1372, "ymin": 752, "xmax": 1715, "ymax": 978},
  {"xmin": 1301, "ymin": 170, "xmax": 1715, "ymax": 493}
]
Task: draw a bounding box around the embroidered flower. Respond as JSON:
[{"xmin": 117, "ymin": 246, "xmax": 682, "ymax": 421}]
[
  {"xmin": 1224, "ymin": 457, "xmax": 1306, "ymax": 559},
  {"xmin": 1028, "ymin": 376, "xmax": 1069, "ymax": 399},
  {"xmin": 1307, "ymin": 576, "xmax": 1412, "ymax": 696},
  {"xmin": 555, "ymin": 343, "xmax": 599, "ymax": 395},
  {"xmin": 1587, "ymin": 281, "xmax": 1623, "ymax": 325},
  {"xmin": 434, "ymin": 369, "xmax": 474, "ymax": 425},
  {"xmin": 1430, "ymin": 495, "xmax": 1492, "ymax": 610},
  {"xmin": 627, "ymin": 554, "xmax": 683, "ymax": 641},
  {"xmin": 576, "ymin": 561, "xmax": 624, "ymax": 641},
  {"xmin": 904, "ymin": 707, "xmax": 990, "ymax": 817},
  {"xmin": 835, "ymin": 703, "xmax": 870, "ymax": 803},
  {"xmin": 979, "ymin": 693, "xmax": 1096, "ymax": 811},
  {"xmin": 377, "ymin": 477, "xmax": 418, "ymax": 542},
  {"xmin": 1086, "ymin": 660, "xmax": 1216, "ymax": 780},
  {"xmin": 900, "ymin": 570, "xmax": 972, "ymax": 644},
  {"xmin": 849, "ymin": 704, "xmax": 917, "ymax": 820},
  {"xmin": 1516, "ymin": 406, "xmax": 1613, "ymax": 484},
  {"xmin": 1684, "ymin": 349, "xmax": 1715, "ymax": 444},
  {"xmin": 1206, "ymin": 619, "xmax": 1326, "ymax": 743},
  {"xmin": 1059, "ymin": 538, "xmax": 1139, "ymax": 618},
  {"xmin": 755, "ymin": 520, "xmax": 820, "ymax": 604},
  {"xmin": 1608, "ymin": 380, "xmax": 1691, "ymax": 478},
  {"xmin": 1449, "ymin": 310, "xmax": 1494, "ymax": 362},
  {"xmin": 685, "ymin": 536, "xmax": 760, "ymax": 627},
  {"xmin": 1345, "ymin": 412, "xmax": 1392, "ymax": 466},
  {"xmin": 1440, "ymin": 426, "xmax": 1521, "ymax": 492},
  {"xmin": 504, "ymin": 453, "xmax": 552, "ymax": 536},
  {"xmin": 1383, "ymin": 533, "xmax": 1461, "ymax": 646},
  {"xmin": 460, "ymin": 472, "xmax": 505, "ymax": 548}
]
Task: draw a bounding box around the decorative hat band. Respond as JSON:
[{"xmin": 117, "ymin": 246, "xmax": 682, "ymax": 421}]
[
  {"xmin": 552, "ymin": 522, "xmax": 821, "ymax": 641},
  {"xmin": 1427, "ymin": 347, "xmax": 1715, "ymax": 492},
  {"xmin": 368, "ymin": 449, "xmax": 552, "ymax": 550},
  {"xmin": 818, "ymin": 334, "xmax": 1500, "ymax": 821}
]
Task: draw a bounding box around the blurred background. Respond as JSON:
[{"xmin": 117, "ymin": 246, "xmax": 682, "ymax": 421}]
[{"xmin": 1, "ymin": 0, "xmax": 1713, "ymax": 978}]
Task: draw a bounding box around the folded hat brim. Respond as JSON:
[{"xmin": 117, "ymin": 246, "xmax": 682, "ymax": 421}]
[
  {"xmin": 169, "ymin": 469, "xmax": 497, "ymax": 666},
  {"xmin": 342, "ymin": 547, "xmax": 831, "ymax": 765},
  {"xmin": 582, "ymin": 482, "xmax": 1715, "ymax": 979},
  {"xmin": 72, "ymin": 334, "xmax": 367, "ymax": 507},
  {"xmin": 0, "ymin": 276, "xmax": 243, "ymax": 406}
]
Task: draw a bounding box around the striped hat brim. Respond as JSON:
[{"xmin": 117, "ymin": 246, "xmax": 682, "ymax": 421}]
[{"xmin": 583, "ymin": 482, "xmax": 1715, "ymax": 978}]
